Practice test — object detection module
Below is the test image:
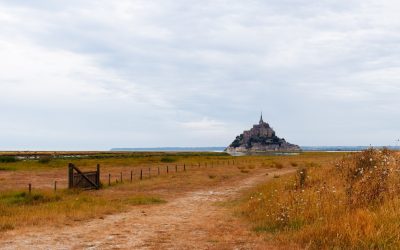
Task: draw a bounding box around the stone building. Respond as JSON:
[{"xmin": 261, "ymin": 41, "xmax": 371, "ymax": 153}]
[
  {"xmin": 225, "ymin": 114, "xmax": 301, "ymax": 154},
  {"xmin": 242, "ymin": 114, "xmax": 275, "ymax": 141}
]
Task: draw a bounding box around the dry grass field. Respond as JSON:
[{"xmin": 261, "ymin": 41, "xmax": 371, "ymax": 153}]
[
  {"xmin": 2, "ymin": 150, "xmax": 394, "ymax": 249},
  {"xmin": 0, "ymin": 152, "xmax": 238, "ymax": 231},
  {"xmin": 237, "ymin": 149, "xmax": 400, "ymax": 249}
]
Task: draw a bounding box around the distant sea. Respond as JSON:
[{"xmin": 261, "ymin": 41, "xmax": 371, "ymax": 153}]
[
  {"xmin": 111, "ymin": 146, "xmax": 400, "ymax": 152},
  {"xmin": 111, "ymin": 147, "xmax": 226, "ymax": 152},
  {"xmin": 301, "ymin": 146, "xmax": 400, "ymax": 152}
]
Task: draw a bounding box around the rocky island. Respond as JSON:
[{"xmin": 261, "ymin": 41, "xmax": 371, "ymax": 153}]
[{"xmin": 225, "ymin": 114, "xmax": 301, "ymax": 155}]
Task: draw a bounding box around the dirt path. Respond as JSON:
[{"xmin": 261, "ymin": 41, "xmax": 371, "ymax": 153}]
[{"xmin": 0, "ymin": 168, "xmax": 296, "ymax": 250}]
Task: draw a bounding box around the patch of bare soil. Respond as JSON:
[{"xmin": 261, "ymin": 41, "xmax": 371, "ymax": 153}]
[{"xmin": 0, "ymin": 168, "xmax": 296, "ymax": 250}]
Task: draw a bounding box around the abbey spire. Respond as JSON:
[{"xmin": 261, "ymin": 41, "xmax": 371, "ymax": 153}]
[{"xmin": 259, "ymin": 112, "xmax": 264, "ymax": 124}]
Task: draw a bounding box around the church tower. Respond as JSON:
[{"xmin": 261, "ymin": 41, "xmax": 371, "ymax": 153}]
[{"xmin": 259, "ymin": 112, "xmax": 264, "ymax": 124}]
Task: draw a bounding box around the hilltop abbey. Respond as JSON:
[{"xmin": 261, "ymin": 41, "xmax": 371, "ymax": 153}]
[{"xmin": 225, "ymin": 114, "xmax": 300, "ymax": 154}]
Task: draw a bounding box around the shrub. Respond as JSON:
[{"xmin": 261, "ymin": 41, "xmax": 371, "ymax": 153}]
[
  {"xmin": 38, "ymin": 156, "xmax": 52, "ymax": 164},
  {"xmin": 336, "ymin": 148, "xmax": 397, "ymax": 208},
  {"xmin": 230, "ymin": 134, "xmax": 243, "ymax": 148},
  {"xmin": 0, "ymin": 156, "xmax": 18, "ymax": 163},
  {"xmin": 160, "ymin": 156, "xmax": 177, "ymax": 163}
]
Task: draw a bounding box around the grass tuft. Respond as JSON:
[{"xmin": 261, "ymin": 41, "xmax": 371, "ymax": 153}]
[
  {"xmin": 0, "ymin": 223, "xmax": 14, "ymax": 232},
  {"xmin": 123, "ymin": 196, "xmax": 166, "ymax": 205},
  {"xmin": 0, "ymin": 191, "xmax": 61, "ymax": 205},
  {"xmin": 0, "ymin": 166, "xmax": 17, "ymax": 171}
]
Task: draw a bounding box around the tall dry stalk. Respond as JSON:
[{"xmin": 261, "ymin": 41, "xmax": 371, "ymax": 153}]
[{"xmin": 337, "ymin": 148, "xmax": 398, "ymax": 208}]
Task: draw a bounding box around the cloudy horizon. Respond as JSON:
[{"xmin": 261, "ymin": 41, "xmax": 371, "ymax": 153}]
[{"xmin": 1, "ymin": 0, "xmax": 400, "ymax": 150}]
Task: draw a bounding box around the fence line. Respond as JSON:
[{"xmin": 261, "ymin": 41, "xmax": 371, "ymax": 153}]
[{"xmin": 23, "ymin": 159, "xmax": 239, "ymax": 193}]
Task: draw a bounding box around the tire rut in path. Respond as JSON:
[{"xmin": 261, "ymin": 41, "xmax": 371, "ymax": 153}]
[{"xmin": 1, "ymin": 168, "xmax": 296, "ymax": 250}]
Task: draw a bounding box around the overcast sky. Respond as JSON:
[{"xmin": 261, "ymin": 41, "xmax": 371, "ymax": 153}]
[{"xmin": 1, "ymin": 0, "xmax": 400, "ymax": 150}]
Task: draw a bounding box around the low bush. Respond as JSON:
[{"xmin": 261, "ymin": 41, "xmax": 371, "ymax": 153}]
[
  {"xmin": 0, "ymin": 156, "xmax": 18, "ymax": 163},
  {"xmin": 38, "ymin": 156, "xmax": 52, "ymax": 164},
  {"xmin": 271, "ymin": 161, "xmax": 284, "ymax": 169},
  {"xmin": 336, "ymin": 148, "xmax": 397, "ymax": 208},
  {"xmin": 160, "ymin": 156, "xmax": 177, "ymax": 163}
]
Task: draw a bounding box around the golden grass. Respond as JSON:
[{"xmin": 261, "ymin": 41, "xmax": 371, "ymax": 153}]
[
  {"xmin": 0, "ymin": 151, "xmax": 349, "ymax": 236},
  {"xmin": 0, "ymin": 152, "xmax": 264, "ymax": 232},
  {"xmin": 237, "ymin": 149, "xmax": 400, "ymax": 249}
]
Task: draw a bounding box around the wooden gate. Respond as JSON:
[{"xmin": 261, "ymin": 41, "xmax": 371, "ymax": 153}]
[{"xmin": 68, "ymin": 163, "xmax": 100, "ymax": 190}]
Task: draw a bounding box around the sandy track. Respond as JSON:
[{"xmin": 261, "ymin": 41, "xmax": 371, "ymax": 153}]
[{"xmin": 0, "ymin": 168, "xmax": 295, "ymax": 250}]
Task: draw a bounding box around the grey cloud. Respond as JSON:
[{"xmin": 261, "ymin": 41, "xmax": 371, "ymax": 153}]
[{"xmin": 0, "ymin": 0, "xmax": 400, "ymax": 149}]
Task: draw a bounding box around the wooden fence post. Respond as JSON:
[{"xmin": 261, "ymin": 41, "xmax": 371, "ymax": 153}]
[
  {"xmin": 131, "ymin": 171, "xmax": 133, "ymax": 182},
  {"xmin": 96, "ymin": 164, "xmax": 100, "ymax": 189},
  {"xmin": 54, "ymin": 181, "xmax": 57, "ymax": 192},
  {"xmin": 140, "ymin": 169, "xmax": 143, "ymax": 180},
  {"xmin": 68, "ymin": 163, "xmax": 74, "ymax": 189},
  {"xmin": 108, "ymin": 173, "xmax": 111, "ymax": 186},
  {"xmin": 28, "ymin": 183, "xmax": 31, "ymax": 195}
]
